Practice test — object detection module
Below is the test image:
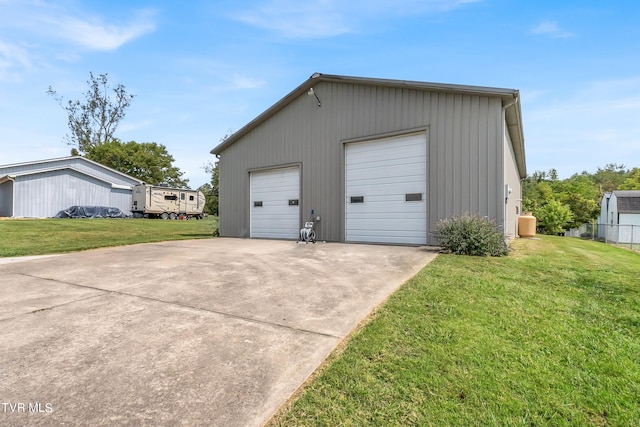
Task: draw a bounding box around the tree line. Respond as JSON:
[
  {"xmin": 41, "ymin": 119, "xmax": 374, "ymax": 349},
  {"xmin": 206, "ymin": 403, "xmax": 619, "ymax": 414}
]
[
  {"xmin": 48, "ymin": 72, "xmax": 225, "ymax": 214},
  {"xmin": 49, "ymin": 73, "xmax": 638, "ymax": 222},
  {"xmin": 48, "ymin": 72, "xmax": 189, "ymax": 189},
  {"xmin": 523, "ymin": 164, "xmax": 640, "ymax": 234}
]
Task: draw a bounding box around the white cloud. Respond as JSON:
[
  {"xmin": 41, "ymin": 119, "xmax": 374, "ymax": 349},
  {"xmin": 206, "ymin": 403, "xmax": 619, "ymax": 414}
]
[
  {"xmin": 232, "ymin": 0, "xmax": 481, "ymax": 38},
  {"xmin": 230, "ymin": 73, "xmax": 266, "ymax": 90},
  {"xmin": 234, "ymin": 1, "xmax": 352, "ymax": 38},
  {"xmin": 39, "ymin": 9, "xmax": 156, "ymax": 51},
  {"xmin": 530, "ymin": 20, "xmax": 573, "ymax": 39},
  {"xmin": 0, "ymin": 40, "xmax": 32, "ymax": 81},
  {"xmin": 0, "ymin": 1, "xmax": 156, "ymax": 76}
]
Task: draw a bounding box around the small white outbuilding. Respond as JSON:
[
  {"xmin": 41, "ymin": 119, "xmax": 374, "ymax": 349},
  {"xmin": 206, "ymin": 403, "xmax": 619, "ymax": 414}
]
[
  {"xmin": 0, "ymin": 156, "xmax": 142, "ymax": 218},
  {"xmin": 598, "ymin": 190, "xmax": 640, "ymax": 243}
]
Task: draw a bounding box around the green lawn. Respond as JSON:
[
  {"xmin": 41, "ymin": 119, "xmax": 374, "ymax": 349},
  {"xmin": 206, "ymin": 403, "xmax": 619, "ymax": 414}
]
[
  {"xmin": 0, "ymin": 216, "xmax": 217, "ymax": 257},
  {"xmin": 269, "ymin": 236, "xmax": 640, "ymax": 426}
]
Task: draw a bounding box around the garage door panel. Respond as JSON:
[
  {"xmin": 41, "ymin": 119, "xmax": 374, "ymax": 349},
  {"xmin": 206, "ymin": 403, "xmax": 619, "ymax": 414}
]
[
  {"xmin": 347, "ymin": 184, "xmax": 424, "ymax": 194},
  {"xmin": 348, "ymin": 199, "xmax": 425, "ymax": 209},
  {"xmin": 347, "ymin": 138, "xmax": 423, "ymax": 154},
  {"xmin": 346, "ymin": 232, "xmax": 426, "ymax": 245},
  {"xmin": 347, "ymin": 154, "xmax": 425, "ymax": 170},
  {"xmin": 348, "ymin": 156, "xmax": 423, "ymax": 168},
  {"xmin": 346, "ymin": 133, "xmax": 427, "ymax": 245},
  {"xmin": 348, "ymin": 168, "xmax": 426, "ymax": 183},
  {"xmin": 344, "ymin": 212, "xmax": 423, "ymax": 222},
  {"xmin": 348, "ymin": 227, "xmax": 426, "ymax": 237},
  {"xmin": 250, "ymin": 167, "xmax": 300, "ymax": 239}
]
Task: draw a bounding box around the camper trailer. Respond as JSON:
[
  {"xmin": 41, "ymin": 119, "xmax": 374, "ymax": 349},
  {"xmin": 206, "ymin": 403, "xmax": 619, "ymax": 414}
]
[{"xmin": 131, "ymin": 184, "xmax": 206, "ymax": 219}]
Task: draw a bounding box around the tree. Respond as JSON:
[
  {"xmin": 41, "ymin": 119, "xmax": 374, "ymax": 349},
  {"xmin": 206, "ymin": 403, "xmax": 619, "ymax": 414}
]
[
  {"xmin": 523, "ymin": 165, "xmax": 639, "ymax": 230},
  {"xmin": 47, "ymin": 72, "xmax": 135, "ymax": 154},
  {"xmin": 553, "ymin": 174, "xmax": 600, "ymax": 227},
  {"xmin": 619, "ymin": 167, "xmax": 640, "ymax": 190},
  {"xmin": 536, "ymin": 200, "xmax": 573, "ymax": 235},
  {"xmin": 199, "ymin": 131, "xmax": 232, "ymax": 216},
  {"xmin": 87, "ymin": 139, "xmax": 189, "ymax": 188},
  {"xmin": 199, "ymin": 162, "xmax": 219, "ymax": 215},
  {"xmin": 522, "ymin": 177, "xmax": 554, "ymax": 213},
  {"xmin": 592, "ymin": 163, "xmax": 628, "ymax": 194}
]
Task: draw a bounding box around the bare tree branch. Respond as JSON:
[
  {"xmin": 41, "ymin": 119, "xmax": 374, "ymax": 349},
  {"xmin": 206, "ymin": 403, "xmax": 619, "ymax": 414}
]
[{"xmin": 47, "ymin": 72, "xmax": 135, "ymax": 154}]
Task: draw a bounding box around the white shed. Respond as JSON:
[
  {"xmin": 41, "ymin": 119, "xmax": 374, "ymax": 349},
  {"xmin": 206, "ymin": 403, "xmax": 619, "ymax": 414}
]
[
  {"xmin": 0, "ymin": 156, "xmax": 142, "ymax": 218},
  {"xmin": 598, "ymin": 190, "xmax": 640, "ymax": 243}
]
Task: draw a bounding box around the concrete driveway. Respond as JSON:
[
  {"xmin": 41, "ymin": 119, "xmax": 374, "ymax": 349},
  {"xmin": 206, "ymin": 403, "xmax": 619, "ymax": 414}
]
[{"xmin": 0, "ymin": 238, "xmax": 437, "ymax": 426}]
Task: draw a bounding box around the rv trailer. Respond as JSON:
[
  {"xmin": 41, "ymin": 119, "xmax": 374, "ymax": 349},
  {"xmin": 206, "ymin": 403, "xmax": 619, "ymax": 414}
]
[{"xmin": 131, "ymin": 184, "xmax": 206, "ymax": 219}]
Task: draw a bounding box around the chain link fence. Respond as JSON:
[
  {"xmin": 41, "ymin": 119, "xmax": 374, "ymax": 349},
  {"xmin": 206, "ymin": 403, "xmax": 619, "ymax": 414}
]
[{"xmin": 565, "ymin": 223, "xmax": 639, "ymax": 250}]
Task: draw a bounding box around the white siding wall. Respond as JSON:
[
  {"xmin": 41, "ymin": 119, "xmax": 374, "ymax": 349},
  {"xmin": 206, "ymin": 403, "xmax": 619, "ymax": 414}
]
[
  {"xmin": 503, "ymin": 119, "xmax": 521, "ymax": 239},
  {"xmin": 610, "ymin": 193, "xmax": 620, "ymax": 225},
  {"xmin": 620, "ymin": 213, "xmax": 640, "ymax": 226},
  {"xmin": 15, "ymin": 170, "xmax": 112, "ymax": 217},
  {"xmin": 110, "ymin": 188, "xmax": 136, "ymax": 215}
]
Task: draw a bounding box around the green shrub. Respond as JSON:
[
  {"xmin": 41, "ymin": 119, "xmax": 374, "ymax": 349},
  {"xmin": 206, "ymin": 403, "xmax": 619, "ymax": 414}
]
[
  {"xmin": 535, "ymin": 199, "xmax": 573, "ymax": 235},
  {"xmin": 434, "ymin": 214, "xmax": 508, "ymax": 256}
]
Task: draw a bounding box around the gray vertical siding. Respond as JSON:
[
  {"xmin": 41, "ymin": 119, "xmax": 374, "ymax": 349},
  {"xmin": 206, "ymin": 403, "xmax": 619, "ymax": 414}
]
[
  {"xmin": 0, "ymin": 181, "xmax": 13, "ymax": 216},
  {"xmin": 15, "ymin": 170, "xmax": 112, "ymax": 217},
  {"xmin": 218, "ymin": 81, "xmax": 514, "ymax": 244},
  {"xmin": 110, "ymin": 188, "xmax": 135, "ymax": 215}
]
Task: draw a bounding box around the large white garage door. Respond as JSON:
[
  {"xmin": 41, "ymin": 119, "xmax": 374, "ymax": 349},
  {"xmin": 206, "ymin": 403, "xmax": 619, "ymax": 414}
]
[
  {"xmin": 345, "ymin": 133, "xmax": 427, "ymax": 244},
  {"xmin": 250, "ymin": 167, "xmax": 300, "ymax": 239}
]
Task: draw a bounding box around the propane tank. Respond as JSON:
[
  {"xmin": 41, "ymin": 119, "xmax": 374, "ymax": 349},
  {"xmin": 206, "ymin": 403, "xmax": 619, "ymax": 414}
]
[{"xmin": 518, "ymin": 212, "xmax": 537, "ymax": 238}]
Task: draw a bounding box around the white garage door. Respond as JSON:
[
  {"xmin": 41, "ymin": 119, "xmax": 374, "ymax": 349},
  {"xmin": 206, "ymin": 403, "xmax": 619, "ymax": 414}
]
[
  {"xmin": 250, "ymin": 167, "xmax": 300, "ymax": 239},
  {"xmin": 345, "ymin": 133, "xmax": 427, "ymax": 245}
]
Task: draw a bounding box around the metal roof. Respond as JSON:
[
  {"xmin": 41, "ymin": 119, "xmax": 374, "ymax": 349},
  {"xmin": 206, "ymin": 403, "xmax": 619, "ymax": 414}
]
[
  {"xmin": 211, "ymin": 72, "xmax": 526, "ymax": 178},
  {"xmin": 614, "ymin": 190, "xmax": 640, "ymax": 213},
  {"xmin": 0, "ymin": 165, "xmax": 135, "ymax": 190},
  {"xmin": 0, "ymin": 156, "xmax": 143, "ymax": 184}
]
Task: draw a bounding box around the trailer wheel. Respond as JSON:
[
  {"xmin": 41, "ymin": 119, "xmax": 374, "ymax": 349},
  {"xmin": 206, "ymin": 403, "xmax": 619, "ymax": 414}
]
[
  {"xmin": 169, "ymin": 212, "xmax": 177, "ymax": 220},
  {"xmin": 160, "ymin": 212, "xmax": 169, "ymax": 220}
]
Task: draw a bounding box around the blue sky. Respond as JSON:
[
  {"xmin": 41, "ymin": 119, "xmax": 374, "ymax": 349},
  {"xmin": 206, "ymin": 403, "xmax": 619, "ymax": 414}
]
[{"xmin": 1, "ymin": 0, "xmax": 639, "ymax": 188}]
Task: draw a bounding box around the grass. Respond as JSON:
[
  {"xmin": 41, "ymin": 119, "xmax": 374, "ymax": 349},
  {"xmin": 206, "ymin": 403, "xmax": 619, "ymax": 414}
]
[
  {"xmin": 0, "ymin": 216, "xmax": 218, "ymax": 257},
  {"xmin": 269, "ymin": 236, "xmax": 640, "ymax": 426}
]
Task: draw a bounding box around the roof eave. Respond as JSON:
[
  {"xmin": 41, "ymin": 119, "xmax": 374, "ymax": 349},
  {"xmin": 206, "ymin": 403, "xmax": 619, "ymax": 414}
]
[
  {"xmin": 8, "ymin": 165, "xmax": 135, "ymax": 189},
  {"xmin": 212, "ymin": 73, "xmax": 523, "ymax": 156},
  {"xmin": 503, "ymin": 93, "xmax": 527, "ymax": 179},
  {"xmin": 0, "ymin": 156, "xmax": 143, "ymax": 184}
]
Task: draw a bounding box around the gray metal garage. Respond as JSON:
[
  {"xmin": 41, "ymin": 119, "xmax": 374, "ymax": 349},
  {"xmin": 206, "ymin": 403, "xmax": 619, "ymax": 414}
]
[{"xmin": 211, "ymin": 73, "xmax": 526, "ymax": 245}]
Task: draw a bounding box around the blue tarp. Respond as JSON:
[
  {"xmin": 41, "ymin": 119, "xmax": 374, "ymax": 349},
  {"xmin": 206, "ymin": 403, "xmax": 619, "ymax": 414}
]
[{"xmin": 54, "ymin": 206, "xmax": 129, "ymax": 218}]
